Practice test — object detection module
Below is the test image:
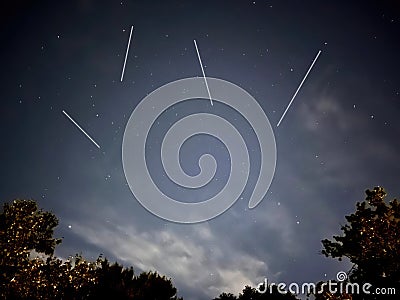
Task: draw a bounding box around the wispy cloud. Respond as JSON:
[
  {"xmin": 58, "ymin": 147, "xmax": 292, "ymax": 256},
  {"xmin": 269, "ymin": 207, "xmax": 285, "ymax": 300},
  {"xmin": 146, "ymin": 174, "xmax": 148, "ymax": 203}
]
[{"xmin": 68, "ymin": 212, "xmax": 268, "ymax": 299}]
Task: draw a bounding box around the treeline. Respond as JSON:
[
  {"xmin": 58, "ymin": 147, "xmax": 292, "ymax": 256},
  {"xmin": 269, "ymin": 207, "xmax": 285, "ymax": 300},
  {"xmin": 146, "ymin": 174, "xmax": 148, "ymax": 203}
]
[
  {"xmin": 1, "ymin": 187, "xmax": 399, "ymax": 299},
  {"xmin": 0, "ymin": 199, "xmax": 180, "ymax": 299}
]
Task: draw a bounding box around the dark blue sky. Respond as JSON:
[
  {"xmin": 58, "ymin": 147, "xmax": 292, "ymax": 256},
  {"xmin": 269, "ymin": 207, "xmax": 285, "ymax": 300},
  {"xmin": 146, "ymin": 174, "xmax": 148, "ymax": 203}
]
[{"xmin": 1, "ymin": 1, "xmax": 400, "ymax": 299}]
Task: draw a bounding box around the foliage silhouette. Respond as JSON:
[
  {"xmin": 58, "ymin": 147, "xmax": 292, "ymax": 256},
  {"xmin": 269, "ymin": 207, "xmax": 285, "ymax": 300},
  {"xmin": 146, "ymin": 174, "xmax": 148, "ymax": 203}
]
[
  {"xmin": 213, "ymin": 284, "xmax": 299, "ymax": 300},
  {"xmin": 0, "ymin": 199, "xmax": 181, "ymax": 300},
  {"xmin": 216, "ymin": 187, "xmax": 400, "ymax": 300},
  {"xmin": 2, "ymin": 187, "xmax": 399, "ymax": 300},
  {"xmin": 320, "ymin": 187, "xmax": 400, "ymax": 299}
]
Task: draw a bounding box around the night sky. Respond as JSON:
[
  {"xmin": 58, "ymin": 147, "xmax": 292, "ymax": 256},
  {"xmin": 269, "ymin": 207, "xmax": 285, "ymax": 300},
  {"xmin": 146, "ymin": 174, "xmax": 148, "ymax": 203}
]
[{"xmin": 1, "ymin": 1, "xmax": 400, "ymax": 299}]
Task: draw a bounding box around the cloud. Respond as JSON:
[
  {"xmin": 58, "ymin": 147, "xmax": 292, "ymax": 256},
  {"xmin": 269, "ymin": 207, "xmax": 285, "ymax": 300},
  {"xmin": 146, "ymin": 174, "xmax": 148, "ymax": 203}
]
[
  {"xmin": 292, "ymin": 65, "xmax": 398, "ymax": 190},
  {"xmin": 56, "ymin": 60, "xmax": 400, "ymax": 299},
  {"xmin": 298, "ymin": 95, "xmax": 349, "ymax": 132},
  {"xmin": 68, "ymin": 212, "xmax": 267, "ymax": 299}
]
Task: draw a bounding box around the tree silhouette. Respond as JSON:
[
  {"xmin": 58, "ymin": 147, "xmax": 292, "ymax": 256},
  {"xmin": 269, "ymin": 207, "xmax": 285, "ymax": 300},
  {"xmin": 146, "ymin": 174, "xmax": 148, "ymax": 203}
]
[
  {"xmin": 321, "ymin": 187, "xmax": 400, "ymax": 299},
  {"xmin": 214, "ymin": 292, "xmax": 237, "ymax": 300},
  {"xmin": 214, "ymin": 284, "xmax": 299, "ymax": 300},
  {"xmin": 0, "ymin": 199, "xmax": 64, "ymax": 298},
  {"xmin": 3, "ymin": 187, "xmax": 399, "ymax": 300},
  {"xmin": 0, "ymin": 199, "xmax": 181, "ymax": 300},
  {"xmin": 131, "ymin": 271, "xmax": 180, "ymax": 300},
  {"xmin": 90, "ymin": 259, "xmax": 181, "ymax": 300}
]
